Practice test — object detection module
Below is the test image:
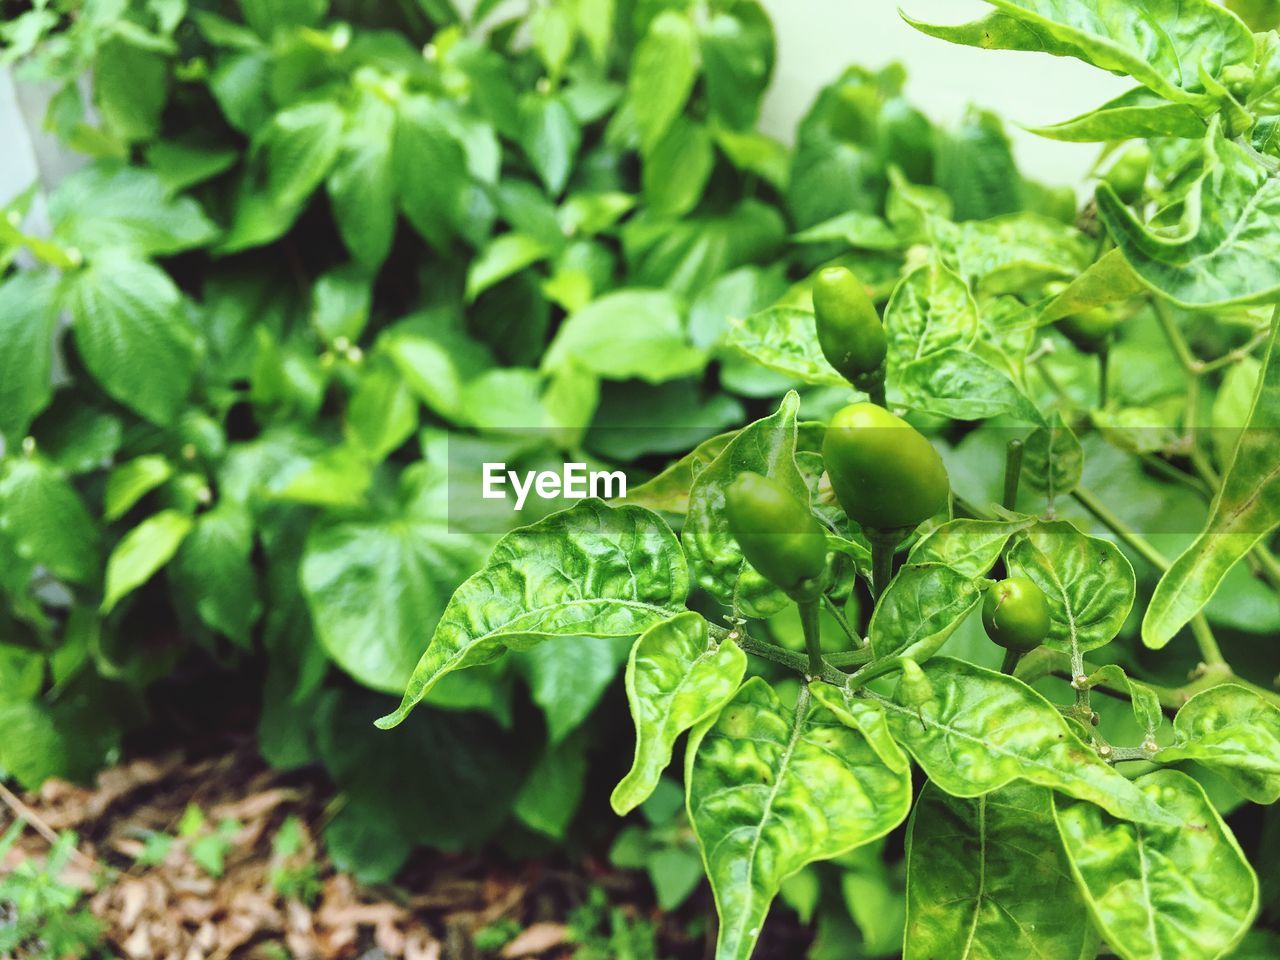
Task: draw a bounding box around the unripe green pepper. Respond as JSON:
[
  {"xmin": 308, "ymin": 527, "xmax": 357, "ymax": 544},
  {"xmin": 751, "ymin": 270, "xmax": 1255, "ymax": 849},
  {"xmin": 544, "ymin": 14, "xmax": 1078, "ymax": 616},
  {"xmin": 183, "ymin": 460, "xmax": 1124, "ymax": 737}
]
[
  {"xmin": 724, "ymin": 472, "xmax": 828, "ymax": 599},
  {"xmin": 1057, "ymin": 306, "xmax": 1121, "ymax": 353},
  {"xmin": 822, "ymin": 403, "xmax": 950, "ymax": 532},
  {"xmin": 1103, "ymin": 144, "xmax": 1151, "ymax": 205},
  {"xmin": 982, "ymin": 576, "xmax": 1051, "ymax": 653},
  {"xmin": 812, "ymin": 266, "xmax": 888, "ymax": 384}
]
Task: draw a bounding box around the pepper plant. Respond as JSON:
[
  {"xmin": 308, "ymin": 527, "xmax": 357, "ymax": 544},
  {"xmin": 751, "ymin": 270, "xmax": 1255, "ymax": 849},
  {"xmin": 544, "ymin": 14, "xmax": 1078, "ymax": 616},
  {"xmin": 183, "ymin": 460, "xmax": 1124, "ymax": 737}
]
[{"xmin": 380, "ymin": 1, "xmax": 1280, "ymax": 957}]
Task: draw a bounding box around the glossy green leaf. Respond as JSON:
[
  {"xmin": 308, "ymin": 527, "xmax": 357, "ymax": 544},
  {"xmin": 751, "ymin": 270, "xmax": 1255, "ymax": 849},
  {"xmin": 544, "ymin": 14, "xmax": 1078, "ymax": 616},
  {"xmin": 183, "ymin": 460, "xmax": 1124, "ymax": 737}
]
[
  {"xmin": 1155, "ymin": 685, "xmax": 1280, "ymax": 803},
  {"xmin": 699, "ymin": 4, "xmax": 774, "ymax": 131},
  {"xmin": 612, "ymin": 612, "xmax": 747, "ymax": 815},
  {"xmin": 1083, "ymin": 665, "xmax": 1162, "ymax": 742},
  {"xmin": 682, "ymin": 392, "xmax": 809, "ymax": 619},
  {"xmin": 1022, "ymin": 414, "xmax": 1083, "ymax": 501},
  {"xmin": 514, "ymin": 635, "xmax": 632, "ymax": 744},
  {"xmin": 643, "ymin": 117, "xmax": 714, "ymax": 218},
  {"xmin": 623, "ymin": 430, "xmax": 736, "ymax": 515},
  {"xmin": 908, "ymin": 518, "xmax": 1033, "ymax": 578},
  {"xmin": 824, "ymin": 659, "xmax": 1179, "ymax": 826},
  {"xmin": 897, "ymin": 349, "xmax": 1044, "ymax": 425},
  {"xmin": 1099, "ymin": 122, "xmax": 1280, "ymax": 308},
  {"xmin": 884, "ymin": 262, "xmax": 978, "ymax": 366},
  {"xmin": 61, "ymin": 253, "xmax": 198, "ymax": 425},
  {"xmin": 1054, "ymin": 770, "xmax": 1257, "ymax": 960},
  {"xmin": 519, "ymin": 93, "xmax": 580, "ymax": 196},
  {"xmin": 395, "ymin": 95, "xmax": 469, "ymax": 249},
  {"xmin": 258, "ymin": 100, "xmax": 345, "ymax": 209},
  {"xmin": 0, "ymin": 272, "xmax": 59, "ymax": 443},
  {"xmin": 377, "ymin": 500, "xmax": 688, "ymax": 728},
  {"xmin": 466, "ymin": 232, "xmax": 551, "ymax": 302},
  {"xmin": 868, "ymin": 564, "xmax": 981, "ymax": 662},
  {"xmin": 905, "ymin": 0, "xmax": 1253, "ymax": 107},
  {"xmin": 904, "ymin": 782, "xmax": 1092, "ymax": 960},
  {"xmin": 102, "ymin": 509, "xmax": 193, "ymax": 613},
  {"xmin": 1007, "ymin": 521, "xmax": 1135, "ymax": 658},
  {"xmin": 104, "ymin": 455, "xmax": 173, "ymax": 522},
  {"xmin": 687, "ymin": 680, "xmax": 912, "ymax": 960},
  {"xmin": 1026, "ymin": 87, "xmax": 1206, "ymax": 142},
  {"xmin": 726, "ymin": 307, "xmax": 847, "ymax": 387},
  {"xmin": 1144, "ymin": 317, "xmax": 1280, "ymax": 646},
  {"xmin": 1040, "ymin": 249, "xmax": 1144, "ymax": 323},
  {"xmin": 345, "ymin": 364, "xmax": 417, "ymax": 462}
]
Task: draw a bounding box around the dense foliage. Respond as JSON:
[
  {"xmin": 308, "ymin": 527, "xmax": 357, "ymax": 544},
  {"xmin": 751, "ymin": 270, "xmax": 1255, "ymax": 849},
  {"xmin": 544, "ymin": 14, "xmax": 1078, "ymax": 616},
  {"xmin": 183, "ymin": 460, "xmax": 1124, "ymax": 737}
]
[{"xmin": 4, "ymin": 0, "xmax": 1280, "ymax": 958}]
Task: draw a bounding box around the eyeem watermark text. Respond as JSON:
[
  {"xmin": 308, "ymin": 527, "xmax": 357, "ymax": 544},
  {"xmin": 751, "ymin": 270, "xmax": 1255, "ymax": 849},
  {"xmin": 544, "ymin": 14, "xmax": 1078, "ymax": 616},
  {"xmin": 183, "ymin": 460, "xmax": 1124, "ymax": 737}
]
[{"xmin": 482, "ymin": 463, "xmax": 627, "ymax": 510}]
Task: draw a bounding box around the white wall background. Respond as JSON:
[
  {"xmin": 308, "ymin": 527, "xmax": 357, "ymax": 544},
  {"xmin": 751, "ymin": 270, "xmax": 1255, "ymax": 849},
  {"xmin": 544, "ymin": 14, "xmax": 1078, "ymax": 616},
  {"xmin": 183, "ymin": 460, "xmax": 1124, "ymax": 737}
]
[
  {"xmin": 760, "ymin": 0, "xmax": 1129, "ymax": 186},
  {"xmin": 1, "ymin": 0, "xmax": 1131, "ymax": 206}
]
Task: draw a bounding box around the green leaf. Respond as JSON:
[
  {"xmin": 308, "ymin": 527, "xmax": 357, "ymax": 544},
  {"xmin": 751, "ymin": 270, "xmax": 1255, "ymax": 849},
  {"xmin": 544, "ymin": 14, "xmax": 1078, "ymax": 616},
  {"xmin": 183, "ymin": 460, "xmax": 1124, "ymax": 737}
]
[
  {"xmin": 170, "ymin": 503, "xmax": 260, "ymax": 647},
  {"xmin": 1083, "ymin": 665, "xmax": 1162, "ymax": 742},
  {"xmin": 904, "ymin": 782, "xmax": 1092, "ymax": 960},
  {"xmin": 61, "ymin": 253, "xmax": 198, "ymax": 425},
  {"xmin": 936, "ymin": 108, "xmax": 1023, "ymax": 222},
  {"xmin": 515, "ymin": 733, "xmax": 587, "ymax": 840},
  {"xmin": 623, "ymin": 430, "xmax": 736, "ymax": 515},
  {"xmin": 699, "ymin": 3, "xmax": 775, "ymax": 131},
  {"xmin": 0, "ymin": 272, "xmax": 59, "ymax": 443},
  {"xmin": 885, "ymin": 262, "xmax": 979, "ymax": 366},
  {"xmin": 1054, "ymin": 770, "xmax": 1258, "ymax": 960},
  {"xmin": 906, "ymin": 0, "xmax": 1253, "ymax": 107},
  {"xmin": 0, "ymin": 457, "xmax": 99, "ymax": 585},
  {"xmin": 377, "ymin": 500, "xmax": 689, "ymax": 728},
  {"xmin": 820, "ymin": 660, "xmax": 1179, "ymax": 826},
  {"xmin": 1099, "ymin": 122, "xmax": 1280, "ymax": 308},
  {"xmin": 682, "ymin": 392, "xmax": 808, "ymax": 619},
  {"xmin": 726, "ymin": 307, "xmax": 848, "ymax": 388},
  {"xmin": 1154, "ymin": 685, "xmax": 1280, "ymax": 803},
  {"xmin": 104, "ymin": 455, "xmax": 174, "ymax": 521},
  {"xmin": 1007, "ymin": 521, "xmax": 1135, "ymax": 658},
  {"xmin": 896, "ymin": 348, "xmax": 1044, "ymax": 425},
  {"xmin": 908, "ymin": 518, "xmax": 1033, "ymax": 578},
  {"xmin": 301, "ymin": 470, "xmax": 488, "ymax": 693},
  {"xmin": 257, "ymin": 100, "xmax": 345, "ymax": 209},
  {"xmin": 514, "ymin": 634, "xmax": 632, "ymax": 744},
  {"xmin": 687, "ymin": 680, "xmax": 912, "ymax": 960},
  {"xmin": 345, "ymin": 364, "xmax": 417, "ymax": 462},
  {"xmin": 1040, "ymin": 249, "xmax": 1144, "ymax": 323},
  {"xmin": 145, "ymin": 140, "xmax": 238, "ymax": 193},
  {"xmin": 519, "ymin": 93, "xmax": 580, "ymax": 197},
  {"xmin": 628, "ymin": 10, "xmax": 698, "ymax": 155},
  {"xmin": 327, "ymin": 92, "xmax": 397, "ymax": 272},
  {"xmin": 868, "ymin": 564, "xmax": 982, "ymax": 662},
  {"xmin": 102, "ymin": 509, "xmax": 194, "ymax": 613},
  {"xmin": 1025, "ymin": 87, "xmax": 1206, "ymax": 142},
  {"xmin": 793, "ymin": 210, "xmax": 901, "ymax": 251},
  {"xmin": 543, "ymin": 289, "xmax": 705, "ymax": 382},
  {"xmin": 94, "ymin": 38, "xmax": 169, "ymax": 143},
  {"xmin": 50, "ymin": 164, "xmax": 218, "ymax": 257},
  {"xmin": 1144, "ymin": 318, "xmax": 1280, "ymax": 647},
  {"xmin": 395, "ymin": 95, "xmax": 469, "ymax": 250},
  {"xmin": 643, "ymin": 117, "xmax": 714, "ymax": 218},
  {"xmin": 612, "ymin": 612, "xmax": 747, "ymax": 815},
  {"xmin": 1022, "ymin": 413, "xmax": 1083, "ymax": 501},
  {"xmin": 466, "ymin": 232, "xmax": 551, "ymax": 302}
]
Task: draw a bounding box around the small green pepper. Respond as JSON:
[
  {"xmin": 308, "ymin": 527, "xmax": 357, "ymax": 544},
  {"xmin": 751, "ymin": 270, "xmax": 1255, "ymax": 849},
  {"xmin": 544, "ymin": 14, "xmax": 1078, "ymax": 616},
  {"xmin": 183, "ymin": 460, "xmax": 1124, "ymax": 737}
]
[
  {"xmin": 724, "ymin": 472, "xmax": 827, "ymax": 600},
  {"xmin": 1103, "ymin": 144, "xmax": 1151, "ymax": 206},
  {"xmin": 812, "ymin": 266, "xmax": 887, "ymax": 384},
  {"xmin": 822, "ymin": 403, "xmax": 950, "ymax": 532},
  {"xmin": 894, "ymin": 658, "xmax": 935, "ymax": 709},
  {"xmin": 982, "ymin": 576, "xmax": 1051, "ymax": 653}
]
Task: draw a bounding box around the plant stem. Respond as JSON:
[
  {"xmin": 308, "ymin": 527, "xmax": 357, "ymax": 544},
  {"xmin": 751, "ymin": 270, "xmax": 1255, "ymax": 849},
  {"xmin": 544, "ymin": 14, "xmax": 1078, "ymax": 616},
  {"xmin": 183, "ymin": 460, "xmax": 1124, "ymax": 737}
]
[
  {"xmin": 1002, "ymin": 439, "xmax": 1024, "ymax": 511},
  {"xmin": 826, "ymin": 648, "xmax": 875, "ymax": 668},
  {"xmin": 1152, "ymin": 297, "xmax": 1201, "ymax": 374},
  {"xmin": 868, "ymin": 530, "xmax": 897, "ymax": 600},
  {"xmin": 822, "ymin": 593, "xmax": 863, "ymax": 648},
  {"xmin": 798, "ymin": 598, "xmax": 824, "ymax": 677},
  {"xmin": 1097, "ymin": 344, "xmax": 1110, "ymax": 408},
  {"xmin": 713, "ymin": 625, "xmax": 849, "ymax": 686},
  {"xmin": 1000, "ymin": 649, "xmax": 1022, "ymax": 675}
]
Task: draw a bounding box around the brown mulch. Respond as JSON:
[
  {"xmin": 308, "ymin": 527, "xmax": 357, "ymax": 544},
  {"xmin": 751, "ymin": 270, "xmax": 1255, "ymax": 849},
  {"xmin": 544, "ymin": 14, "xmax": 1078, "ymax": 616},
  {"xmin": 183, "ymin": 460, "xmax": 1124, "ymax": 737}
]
[{"xmin": 0, "ymin": 740, "xmax": 713, "ymax": 960}]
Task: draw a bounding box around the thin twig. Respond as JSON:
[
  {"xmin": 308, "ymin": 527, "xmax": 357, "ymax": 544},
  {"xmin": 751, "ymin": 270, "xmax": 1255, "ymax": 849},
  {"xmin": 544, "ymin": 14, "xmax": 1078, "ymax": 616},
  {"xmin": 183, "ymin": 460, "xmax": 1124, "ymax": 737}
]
[{"xmin": 0, "ymin": 779, "xmax": 96, "ymax": 872}]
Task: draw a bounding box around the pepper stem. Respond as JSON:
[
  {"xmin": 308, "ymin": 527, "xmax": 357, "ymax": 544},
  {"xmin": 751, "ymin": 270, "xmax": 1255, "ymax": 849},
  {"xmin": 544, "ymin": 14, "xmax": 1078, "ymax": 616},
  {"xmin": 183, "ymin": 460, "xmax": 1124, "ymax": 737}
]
[
  {"xmin": 797, "ymin": 598, "xmax": 824, "ymax": 678},
  {"xmin": 1000, "ymin": 649, "xmax": 1023, "ymax": 675},
  {"xmin": 1002, "ymin": 439, "xmax": 1024, "ymax": 511},
  {"xmin": 868, "ymin": 530, "xmax": 897, "ymax": 601}
]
